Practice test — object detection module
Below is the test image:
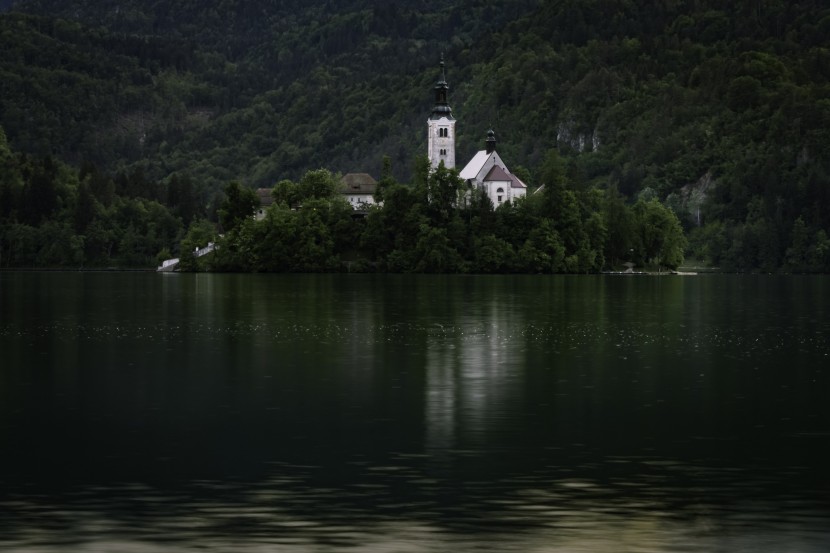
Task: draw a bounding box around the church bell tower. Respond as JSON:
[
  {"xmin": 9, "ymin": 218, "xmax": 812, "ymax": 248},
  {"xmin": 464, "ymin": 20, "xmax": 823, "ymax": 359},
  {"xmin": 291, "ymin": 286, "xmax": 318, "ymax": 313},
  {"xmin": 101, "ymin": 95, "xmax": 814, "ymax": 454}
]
[{"xmin": 427, "ymin": 55, "xmax": 456, "ymax": 170}]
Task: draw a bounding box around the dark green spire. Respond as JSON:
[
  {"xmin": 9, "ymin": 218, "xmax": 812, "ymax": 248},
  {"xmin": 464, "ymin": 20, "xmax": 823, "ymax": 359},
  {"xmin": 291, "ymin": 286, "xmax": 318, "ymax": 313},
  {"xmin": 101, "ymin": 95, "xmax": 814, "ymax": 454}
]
[
  {"xmin": 486, "ymin": 129, "xmax": 496, "ymax": 153},
  {"xmin": 430, "ymin": 54, "xmax": 453, "ymax": 120}
]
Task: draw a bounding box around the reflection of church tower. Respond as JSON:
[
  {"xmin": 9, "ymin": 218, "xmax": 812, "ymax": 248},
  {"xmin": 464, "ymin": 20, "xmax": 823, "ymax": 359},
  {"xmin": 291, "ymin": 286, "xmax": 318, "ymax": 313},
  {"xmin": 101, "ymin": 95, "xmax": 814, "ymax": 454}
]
[{"xmin": 427, "ymin": 55, "xmax": 456, "ymax": 170}]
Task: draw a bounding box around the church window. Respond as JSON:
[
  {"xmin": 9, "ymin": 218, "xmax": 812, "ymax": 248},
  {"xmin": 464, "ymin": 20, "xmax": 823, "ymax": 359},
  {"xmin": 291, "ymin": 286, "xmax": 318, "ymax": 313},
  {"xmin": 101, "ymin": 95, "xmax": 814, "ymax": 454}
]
[{"xmin": 497, "ymin": 195, "xmax": 503, "ymax": 203}]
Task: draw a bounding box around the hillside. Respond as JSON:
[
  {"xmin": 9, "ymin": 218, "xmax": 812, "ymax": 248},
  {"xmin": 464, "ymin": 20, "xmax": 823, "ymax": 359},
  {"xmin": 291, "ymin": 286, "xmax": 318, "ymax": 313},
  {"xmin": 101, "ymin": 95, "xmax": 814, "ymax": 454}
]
[
  {"xmin": 3, "ymin": 0, "xmax": 540, "ymax": 184},
  {"xmin": 1, "ymin": 0, "xmax": 829, "ymax": 271}
]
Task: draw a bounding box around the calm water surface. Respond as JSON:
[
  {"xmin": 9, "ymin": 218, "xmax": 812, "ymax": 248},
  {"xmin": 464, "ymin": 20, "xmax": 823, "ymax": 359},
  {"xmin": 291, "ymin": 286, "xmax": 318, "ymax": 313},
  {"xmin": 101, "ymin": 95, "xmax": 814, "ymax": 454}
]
[{"xmin": 1, "ymin": 272, "xmax": 829, "ymax": 552}]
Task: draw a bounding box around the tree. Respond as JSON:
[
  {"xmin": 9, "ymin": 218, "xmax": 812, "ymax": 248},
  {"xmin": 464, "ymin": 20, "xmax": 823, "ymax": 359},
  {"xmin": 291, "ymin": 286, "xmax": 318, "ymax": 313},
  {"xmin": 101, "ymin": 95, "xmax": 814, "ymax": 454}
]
[
  {"xmin": 83, "ymin": 217, "xmax": 118, "ymax": 266},
  {"xmin": 785, "ymin": 216, "xmax": 809, "ymax": 271},
  {"xmin": 80, "ymin": 161, "xmax": 116, "ymax": 206},
  {"xmin": 298, "ymin": 168, "xmax": 340, "ymax": 201},
  {"xmin": 426, "ymin": 162, "xmax": 463, "ymax": 226},
  {"xmin": 472, "ymin": 234, "xmax": 516, "ymax": 273},
  {"xmin": 179, "ymin": 219, "xmax": 217, "ymax": 271},
  {"xmin": 581, "ymin": 210, "xmax": 607, "ymax": 271},
  {"xmin": 518, "ymin": 220, "xmax": 566, "ymax": 273},
  {"xmin": 218, "ymin": 180, "xmax": 258, "ymax": 232},
  {"xmin": 808, "ymin": 230, "xmax": 830, "ymax": 272},
  {"xmin": 412, "ymin": 224, "xmax": 465, "ymax": 273},
  {"xmin": 0, "ymin": 126, "xmax": 23, "ymax": 222},
  {"xmin": 633, "ymin": 198, "xmax": 687, "ymax": 270},
  {"xmin": 22, "ymin": 156, "xmax": 61, "ymax": 225},
  {"xmin": 375, "ymin": 155, "xmax": 396, "ymax": 203},
  {"xmin": 272, "ymin": 179, "xmax": 300, "ymax": 207},
  {"xmin": 74, "ymin": 179, "xmax": 98, "ymax": 234},
  {"xmin": 537, "ymin": 149, "xmax": 568, "ymax": 219},
  {"xmin": 361, "ymin": 182, "xmax": 423, "ymax": 264},
  {"xmin": 293, "ymin": 198, "xmax": 336, "ymax": 271},
  {"xmin": 167, "ymin": 173, "xmax": 199, "ymax": 225},
  {"xmin": 602, "ymin": 186, "xmax": 635, "ymax": 267}
]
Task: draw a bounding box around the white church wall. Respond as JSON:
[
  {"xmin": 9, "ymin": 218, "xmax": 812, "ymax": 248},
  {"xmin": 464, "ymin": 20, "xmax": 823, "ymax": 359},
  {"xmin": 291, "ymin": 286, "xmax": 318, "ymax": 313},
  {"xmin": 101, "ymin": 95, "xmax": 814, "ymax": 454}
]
[{"xmin": 428, "ymin": 116, "xmax": 456, "ymax": 169}]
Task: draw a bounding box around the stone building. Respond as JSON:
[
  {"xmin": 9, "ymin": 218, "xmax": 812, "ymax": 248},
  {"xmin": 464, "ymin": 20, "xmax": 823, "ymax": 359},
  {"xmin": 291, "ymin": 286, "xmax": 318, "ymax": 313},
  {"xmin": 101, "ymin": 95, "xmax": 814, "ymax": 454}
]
[{"xmin": 340, "ymin": 172, "xmax": 378, "ymax": 209}]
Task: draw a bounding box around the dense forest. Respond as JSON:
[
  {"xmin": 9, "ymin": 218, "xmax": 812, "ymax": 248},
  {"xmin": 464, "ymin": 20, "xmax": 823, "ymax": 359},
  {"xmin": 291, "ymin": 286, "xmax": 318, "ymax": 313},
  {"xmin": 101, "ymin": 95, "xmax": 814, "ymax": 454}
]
[{"xmin": 1, "ymin": 0, "xmax": 829, "ymax": 272}]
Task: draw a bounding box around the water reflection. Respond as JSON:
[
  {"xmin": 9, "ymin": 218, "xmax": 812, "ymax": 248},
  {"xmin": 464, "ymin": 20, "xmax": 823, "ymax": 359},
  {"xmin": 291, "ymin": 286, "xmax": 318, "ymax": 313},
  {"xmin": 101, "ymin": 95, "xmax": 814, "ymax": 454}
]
[
  {"xmin": 425, "ymin": 291, "xmax": 523, "ymax": 458},
  {"xmin": 1, "ymin": 273, "xmax": 829, "ymax": 551},
  {"xmin": 3, "ymin": 458, "xmax": 829, "ymax": 552}
]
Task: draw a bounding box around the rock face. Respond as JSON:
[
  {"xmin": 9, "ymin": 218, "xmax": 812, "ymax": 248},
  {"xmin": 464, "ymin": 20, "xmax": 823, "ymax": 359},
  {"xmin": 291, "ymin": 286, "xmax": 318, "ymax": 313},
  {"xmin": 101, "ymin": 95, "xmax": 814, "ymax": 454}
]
[
  {"xmin": 666, "ymin": 171, "xmax": 715, "ymax": 226},
  {"xmin": 556, "ymin": 116, "xmax": 599, "ymax": 153}
]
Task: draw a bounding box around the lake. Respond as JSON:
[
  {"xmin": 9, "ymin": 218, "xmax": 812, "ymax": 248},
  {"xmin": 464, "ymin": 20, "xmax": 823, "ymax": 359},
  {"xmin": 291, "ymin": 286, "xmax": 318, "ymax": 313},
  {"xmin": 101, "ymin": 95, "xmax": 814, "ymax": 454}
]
[{"xmin": 1, "ymin": 272, "xmax": 829, "ymax": 552}]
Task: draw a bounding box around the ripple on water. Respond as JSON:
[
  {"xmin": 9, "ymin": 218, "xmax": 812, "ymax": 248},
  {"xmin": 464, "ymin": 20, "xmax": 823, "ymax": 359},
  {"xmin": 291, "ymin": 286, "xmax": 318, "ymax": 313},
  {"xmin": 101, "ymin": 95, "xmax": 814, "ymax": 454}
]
[{"xmin": 2, "ymin": 456, "xmax": 828, "ymax": 552}]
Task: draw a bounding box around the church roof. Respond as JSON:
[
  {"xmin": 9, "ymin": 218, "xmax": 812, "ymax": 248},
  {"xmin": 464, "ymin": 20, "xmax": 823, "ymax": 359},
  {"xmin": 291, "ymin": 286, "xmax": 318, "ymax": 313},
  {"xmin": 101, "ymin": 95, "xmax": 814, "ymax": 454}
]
[
  {"xmin": 484, "ymin": 165, "xmax": 526, "ymax": 189},
  {"xmin": 510, "ymin": 176, "xmax": 527, "ymax": 189},
  {"xmin": 459, "ymin": 150, "xmax": 491, "ymax": 180},
  {"xmin": 512, "ymin": 175, "xmax": 527, "ymax": 188},
  {"xmin": 484, "ymin": 165, "xmax": 512, "ymax": 182}
]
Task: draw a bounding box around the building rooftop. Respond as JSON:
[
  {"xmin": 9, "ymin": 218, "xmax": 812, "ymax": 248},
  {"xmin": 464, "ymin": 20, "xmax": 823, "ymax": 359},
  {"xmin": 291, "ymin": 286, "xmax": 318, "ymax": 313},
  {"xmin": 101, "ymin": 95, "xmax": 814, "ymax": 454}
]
[
  {"xmin": 341, "ymin": 173, "xmax": 377, "ymax": 194},
  {"xmin": 484, "ymin": 164, "xmax": 526, "ymax": 189},
  {"xmin": 256, "ymin": 188, "xmax": 274, "ymax": 206},
  {"xmin": 459, "ymin": 150, "xmax": 491, "ymax": 180}
]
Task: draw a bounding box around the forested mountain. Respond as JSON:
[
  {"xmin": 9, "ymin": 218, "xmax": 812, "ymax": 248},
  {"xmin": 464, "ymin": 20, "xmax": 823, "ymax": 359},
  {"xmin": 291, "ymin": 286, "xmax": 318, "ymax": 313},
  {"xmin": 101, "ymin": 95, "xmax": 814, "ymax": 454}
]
[
  {"xmin": 1, "ymin": 0, "xmax": 829, "ymax": 272},
  {"xmin": 2, "ymin": 0, "xmax": 539, "ymax": 184}
]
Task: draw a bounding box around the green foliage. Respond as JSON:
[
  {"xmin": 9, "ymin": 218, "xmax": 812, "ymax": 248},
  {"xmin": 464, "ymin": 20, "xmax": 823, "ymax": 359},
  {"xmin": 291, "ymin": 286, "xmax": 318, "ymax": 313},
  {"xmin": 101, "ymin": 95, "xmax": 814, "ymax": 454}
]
[
  {"xmin": 473, "ymin": 234, "xmax": 516, "ymax": 273},
  {"xmin": 632, "ymin": 198, "xmax": 687, "ymax": 270},
  {"xmin": 218, "ymin": 180, "xmax": 258, "ymax": 232},
  {"xmin": 374, "ymin": 156, "xmax": 396, "ymax": 203},
  {"xmin": 2, "ymin": 1, "xmax": 540, "ymax": 189},
  {"xmin": 0, "ymin": 124, "xmax": 189, "ymax": 268},
  {"xmin": 412, "ymin": 224, "xmax": 465, "ymax": 273},
  {"xmin": 426, "ymin": 163, "xmax": 463, "ymax": 225},
  {"xmin": 272, "ymin": 179, "xmax": 300, "ymax": 207},
  {"xmin": 297, "ymin": 169, "xmax": 341, "ymax": 202},
  {"xmin": 3, "ymin": 1, "xmax": 829, "ymax": 272},
  {"xmin": 178, "ymin": 218, "xmax": 217, "ymax": 271},
  {"xmin": 518, "ymin": 220, "xmax": 566, "ymax": 274}
]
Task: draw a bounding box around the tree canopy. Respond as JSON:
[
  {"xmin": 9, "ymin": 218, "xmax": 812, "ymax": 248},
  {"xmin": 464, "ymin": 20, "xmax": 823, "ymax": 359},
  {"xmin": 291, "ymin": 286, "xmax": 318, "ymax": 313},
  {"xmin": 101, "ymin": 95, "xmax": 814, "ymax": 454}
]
[{"xmin": 1, "ymin": 0, "xmax": 829, "ymax": 272}]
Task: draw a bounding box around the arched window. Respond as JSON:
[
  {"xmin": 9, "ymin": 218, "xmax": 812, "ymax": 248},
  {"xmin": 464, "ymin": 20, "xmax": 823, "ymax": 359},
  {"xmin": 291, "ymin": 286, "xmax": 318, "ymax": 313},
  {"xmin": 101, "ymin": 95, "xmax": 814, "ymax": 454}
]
[{"xmin": 497, "ymin": 187, "xmax": 504, "ymax": 203}]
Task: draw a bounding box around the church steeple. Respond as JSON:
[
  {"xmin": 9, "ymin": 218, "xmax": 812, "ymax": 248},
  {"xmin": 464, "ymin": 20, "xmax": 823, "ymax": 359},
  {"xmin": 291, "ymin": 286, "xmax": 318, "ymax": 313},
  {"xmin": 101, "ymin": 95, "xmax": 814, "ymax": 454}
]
[
  {"xmin": 485, "ymin": 129, "xmax": 496, "ymax": 154},
  {"xmin": 427, "ymin": 54, "xmax": 456, "ymax": 170},
  {"xmin": 431, "ymin": 54, "xmax": 452, "ymax": 119}
]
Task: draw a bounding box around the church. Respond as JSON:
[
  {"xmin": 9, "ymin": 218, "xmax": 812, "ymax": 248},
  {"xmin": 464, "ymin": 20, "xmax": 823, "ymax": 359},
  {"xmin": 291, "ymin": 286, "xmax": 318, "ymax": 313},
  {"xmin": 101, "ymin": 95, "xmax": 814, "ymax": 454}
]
[{"xmin": 427, "ymin": 58, "xmax": 527, "ymax": 206}]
